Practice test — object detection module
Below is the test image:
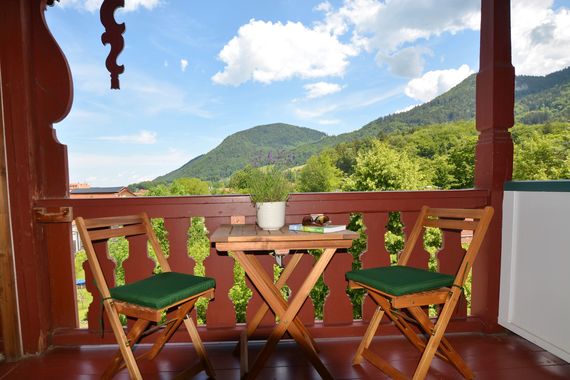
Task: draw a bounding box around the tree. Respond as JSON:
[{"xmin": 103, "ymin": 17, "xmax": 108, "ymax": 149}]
[
  {"xmin": 332, "ymin": 139, "xmax": 375, "ymax": 176},
  {"xmin": 343, "ymin": 140, "xmax": 428, "ymax": 191},
  {"xmin": 228, "ymin": 165, "xmax": 256, "ymax": 192},
  {"xmin": 170, "ymin": 178, "xmax": 210, "ymax": 195},
  {"xmin": 446, "ymin": 136, "xmax": 476, "ymax": 189},
  {"xmin": 147, "ymin": 178, "xmax": 210, "ymax": 196},
  {"xmin": 297, "ymin": 154, "xmax": 342, "ymax": 192},
  {"xmin": 425, "ymin": 155, "xmax": 454, "ymax": 189},
  {"xmin": 514, "ymin": 132, "xmax": 570, "ymax": 180},
  {"xmin": 147, "ymin": 183, "xmax": 170, "ymax": 196}
]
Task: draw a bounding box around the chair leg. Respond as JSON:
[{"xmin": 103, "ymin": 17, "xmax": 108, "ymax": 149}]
[
  {"xmin": 102, "ymin": 302, "xmax": 145, "ymax": 380},
  {"xmin": 184, "ymin": 316, "xmax": 216, "ymax": 378},
  {"xmin": 145, "ymin": 300, "xmax": 197, "ymax": 361},
  {"xmin": 412, "ymin": 294, "xmax": 461, "ymax": 380},
  {"xmin": 103, "ymin": 318, "xmax": 150, "ymax": 379},
  {"xmin": 353, "ymin": 306, "xmax": 384, "ymax": 365},
  {"xmin": 407, "ymin": 306, "xmax": 474, "ymax": 379},
  {"xmin": 368, "ymin": 293, "xmax": 431, "ymax": 356}
]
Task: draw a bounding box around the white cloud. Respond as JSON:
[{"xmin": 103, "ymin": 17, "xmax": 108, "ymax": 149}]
[
  {"xmin": 511, "ymin": 0, "xmax": 570, "ymax": 75},
  {"xmin": 123, "ymin": 0, "xmax": 160, "ymax": 12},
  {"xmin": 304, "ymin": 82, "xmax": 343, "ymax": 99},
  {"xmin": 180, "ymin": 59, "xmax": 189, "ymax": 72},
  {"xmin": 318, "ymin": 0, "xmax": 480, "ymax": 52},
  {"xmin": 314, "ymin": 2, "xmax": 333, "ymax": 13},
  {"xmin": 405, "ymin": 64, "xmax": 474, "ymax": 102},
  {"xmin": 97, "ymin": 130, "xmax": 157, "ymax": 144},
  {"xmin": 212, "ymin": 1, "xmax": 484, "ymax": 87},
  {"xmin": 57, "ymin": 0, "xmax": 160, "ymax": 12},
  {"xmin": 212, "ymin": 19, "xmax": 357, "ymax": 86},
  {"xmin": 376, "ymin": 46, "xmax": 433, "ymax": 78}
]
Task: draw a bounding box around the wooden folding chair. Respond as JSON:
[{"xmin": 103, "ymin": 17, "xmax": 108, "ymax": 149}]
[
  {"xmin": 347, "ymin": 206, "xmax": 494, "ymax": 380},
  {"xmin": 75, "ymin": 213, "xmax": 216, "ymax": 379}
]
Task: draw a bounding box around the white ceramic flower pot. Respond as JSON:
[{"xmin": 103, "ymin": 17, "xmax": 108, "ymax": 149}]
[{"xmin": 256, "ymin": 201, "xmax": 286, "ymax": 230}]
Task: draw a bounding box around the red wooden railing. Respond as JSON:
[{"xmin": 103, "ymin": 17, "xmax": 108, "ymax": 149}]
[{"xmin": 37, "ymin": 189, "xmax": 489, "ymax": 345}]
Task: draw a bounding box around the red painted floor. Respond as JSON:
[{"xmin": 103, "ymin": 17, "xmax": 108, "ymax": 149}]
[{"xmin": 1, "ymin": 332, "xmax": 569, "ymax": 379}]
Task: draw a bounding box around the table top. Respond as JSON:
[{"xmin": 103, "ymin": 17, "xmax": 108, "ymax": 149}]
[{"xmin": 211, "ymin": 224, "xmax": 358, "ymax": 252}]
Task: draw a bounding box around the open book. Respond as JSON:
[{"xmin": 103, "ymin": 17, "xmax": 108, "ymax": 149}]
[{"xmin": 288, "ymin": 224, "xmax": 347, "ymax": 233}]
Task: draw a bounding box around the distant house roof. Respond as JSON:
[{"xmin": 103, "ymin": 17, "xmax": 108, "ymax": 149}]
[
  {"xmin": 70, "ymin": 186, "xmax": 136, "ymax": 198},
  {"xmin": 71, "ymin": 186, "xmax": 125, "ymax": 194}
]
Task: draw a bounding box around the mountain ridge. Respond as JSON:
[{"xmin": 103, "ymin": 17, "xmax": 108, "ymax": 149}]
[
  {"xmin": 150, "ymin": 66, "xmax": 570, "ymax": 185},
  {"xmin": 154, "ymin": 123, "xmax": 326, "ymax": 183}
]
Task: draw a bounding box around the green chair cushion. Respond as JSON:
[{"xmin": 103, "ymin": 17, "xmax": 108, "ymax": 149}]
[
  {"xmin": 110, "ymin": 272, "xmax": 215, "ymax": 309},
  {"xmin": 346, "ymin": 265, "xmax": 454, "ymax": 296}
]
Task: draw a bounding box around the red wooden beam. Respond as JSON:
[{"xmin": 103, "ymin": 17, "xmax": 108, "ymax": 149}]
[
  {"xmin": 0, "ymin": 0, "xmax": 73, "ymax": 355},
  {"xmin": 473, "ymin": 0, "xmax": 515, "ymax": 332},
  {"xmin": 0, "ymin": 66, "xmax": 23, "ymax": 361}
]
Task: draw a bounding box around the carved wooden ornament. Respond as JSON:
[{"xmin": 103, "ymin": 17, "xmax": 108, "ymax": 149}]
[{"xmin": 100, "ymin": 0, "xmax": 125, "ymax": 89}]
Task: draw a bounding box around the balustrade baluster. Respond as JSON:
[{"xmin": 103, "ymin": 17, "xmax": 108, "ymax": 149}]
[
  {"xmin": 438, "ymin": 230, "xmax": 468, "ymax": 318},
  {"xmin": 286, "ymin": 252, "xmax": 315, "ymax": 326},
  {"xmin": 124, "ymin": 235, "xmax": 155, "ymax": 282},
  {"xmin": 163, "ymin": 217, "xmax": 193, "ymax": 272},
  {"xmin": 245, "ymin": 255, "xmax": 277, "ymax": 328},
  {"xmin": 361, "ymin": 212, "xmax": 390, "ymax": 321},
  {"xmin": 401, "ymin": 211, "xmax": 429, "ymax": 269},
  {"xmin": 121, "ymin": 234, "xmax": 156, "ymax": 331},
  {"xmin": 204, "ymin": 217, "xmax": 236, "ymax": 329},
  {"xmin": 86, "ymin": 241, "xmax": 114, "ymax": 333},
  {"xmin": 323, "ymin": 213, "xmax": 353, "ymax": 326}
]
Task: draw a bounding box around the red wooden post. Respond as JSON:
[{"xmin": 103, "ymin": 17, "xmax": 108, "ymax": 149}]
[
  {"xmin": 0, "ymin": 0, "xmax": 73, "ymax": 355},
  {"xmin": 0, "ymin": 72, "xmax": 22, "ymax": 360},
  {"xmin": 473, "ymin": 0, "xmax": 515, "ymax": 332}
]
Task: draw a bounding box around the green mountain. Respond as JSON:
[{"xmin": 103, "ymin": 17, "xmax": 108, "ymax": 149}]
[
  {"xmin": 515, "ymin": 68, "xmax": 570, "ymax": 124},
  {"xmin": 153, "ymin": 67, "xmax": 570, "ymax": 184},
  {"xmin": 154, "ymin": 123, "xmax": 326, "ymax": 182},
  {"xmin": 286, "ymin": 66, "xmax": 570, "ymax": 163}
]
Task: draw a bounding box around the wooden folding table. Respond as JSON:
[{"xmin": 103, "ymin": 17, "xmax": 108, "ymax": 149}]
[{"xmin": 211, "ymin": 224, "xmax": 358, "ymax": 380}]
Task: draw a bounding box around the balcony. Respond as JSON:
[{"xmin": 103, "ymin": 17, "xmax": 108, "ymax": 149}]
[
  {"xmin": 1, "ymin": 0, "xmax": 569, "ymax": 378},
  {"xmin": 0, "ymin": 189, "xmax": 566, "ymax": 379}
]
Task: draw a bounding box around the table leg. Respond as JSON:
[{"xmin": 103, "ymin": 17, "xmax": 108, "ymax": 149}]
[
  {"xmin": 246, "ymin": 253, "xmax": 303, "ymax": 338},
  {"xmin": 246, "ymin": 254, "xmax": 318, "ymax": 353},
  {"xmin": 234, "ymin": 253, "xmax": 306, "ymax": 355},
  {"xmin": 238, "ymin": 248, "xmax": 337, "ymax": 380}
]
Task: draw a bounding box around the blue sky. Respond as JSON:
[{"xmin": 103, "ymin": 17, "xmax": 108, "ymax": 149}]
[{"xmin": 46, "ymin": 0, "xmax": 570, "ymax": 186}]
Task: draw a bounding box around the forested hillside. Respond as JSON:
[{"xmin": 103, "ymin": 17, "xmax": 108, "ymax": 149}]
[
  {"xmin": 142, "ymin": 66, "xmax": 570, "ymax": 187},
  {"xmin": 515, "ymin": 68, "xmax": 570, "ymax": 124},
  {"xmin": 153, "ymin": 123, "xmax": 326, "ymax": 183}
]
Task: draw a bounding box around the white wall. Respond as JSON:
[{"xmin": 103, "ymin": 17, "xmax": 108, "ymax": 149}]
[{"xmin": 500, "ymin": 190, "xmax": 570, "ymax": 362}]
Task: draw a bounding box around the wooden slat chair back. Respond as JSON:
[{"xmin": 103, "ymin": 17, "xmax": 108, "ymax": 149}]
[
  {"xmin": 347, "ymin": 206, "xmax": 494, "ymax": 380},
  {"xmin": 75, "ymin": 213, "xmax": 216, "ymax": 379}
]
